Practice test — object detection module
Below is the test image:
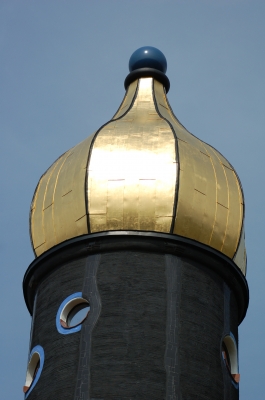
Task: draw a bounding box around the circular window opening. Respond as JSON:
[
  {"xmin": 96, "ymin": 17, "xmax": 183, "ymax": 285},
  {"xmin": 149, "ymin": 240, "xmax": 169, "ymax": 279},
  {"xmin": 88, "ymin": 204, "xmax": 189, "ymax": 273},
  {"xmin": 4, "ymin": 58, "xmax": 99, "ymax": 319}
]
[
  {"xmin": 222, "ymin": 335, "xmax": 240, "ymax": 383},
  {"xmin": 56, "ymin": 293, "xmax": 90, "ymax": 334},
  {"xmin": 61, "ymin": 300, "xmax": 90, "ymax": 328},
  {"xmin": 23, "ymin": 345, "xmax": 44, "ymax": 397}
]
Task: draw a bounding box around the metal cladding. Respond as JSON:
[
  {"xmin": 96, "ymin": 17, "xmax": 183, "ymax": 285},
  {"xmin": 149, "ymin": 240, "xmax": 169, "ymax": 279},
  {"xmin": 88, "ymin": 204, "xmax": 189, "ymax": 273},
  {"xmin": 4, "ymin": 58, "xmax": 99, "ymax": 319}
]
[{"xmin": 30, "ymin": 58, "xmax": 246, "ymax": 275}]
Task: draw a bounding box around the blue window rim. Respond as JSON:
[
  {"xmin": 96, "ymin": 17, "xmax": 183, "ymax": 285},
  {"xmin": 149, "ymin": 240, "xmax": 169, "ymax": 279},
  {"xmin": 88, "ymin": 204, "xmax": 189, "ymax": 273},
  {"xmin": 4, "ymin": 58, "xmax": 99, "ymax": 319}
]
[
  {"xmin": 25, "ymin": 345, "xmax": 45, "ymax": 398},
  {"xmin": 56, "ymin": 292, "xmax": 86, "ymax": 335}
]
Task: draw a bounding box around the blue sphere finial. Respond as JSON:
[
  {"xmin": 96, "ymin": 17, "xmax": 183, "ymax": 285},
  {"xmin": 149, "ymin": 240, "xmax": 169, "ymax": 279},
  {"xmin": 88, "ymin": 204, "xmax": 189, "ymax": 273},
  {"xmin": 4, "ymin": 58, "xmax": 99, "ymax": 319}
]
[{"xmin": 129, "ymin": 46, "xmax": 167, "ymax": 73}]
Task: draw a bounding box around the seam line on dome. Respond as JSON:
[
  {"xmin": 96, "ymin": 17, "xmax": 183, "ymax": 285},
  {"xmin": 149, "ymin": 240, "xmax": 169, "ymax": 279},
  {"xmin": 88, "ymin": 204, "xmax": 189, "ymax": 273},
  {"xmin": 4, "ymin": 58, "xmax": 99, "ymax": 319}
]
[
  {"xmin": 75, "ymin": 214, "xmax": 87, "ymax": 222},
  {"xmin": 217, "ymin": 202, "xmax": 229, "ymax": 209},
  {"xmin": 84, "ymin": 80, "xmax": 140, "ymax": 234},
  {"xmin": 202, "ymin": 143, "xmax": 218, "ymax": 247},
  {"xmin": 43, "ymin": 203, "xmax": 53, "ymax": 211},
  {"xmin": 222, "ymin": 163, "xmax": 234, "ymax": 171},
  {"xmin": 120, "ymin": 103, "xmax": 128, "ymax": 110},
  {"xmin": 34, "ymin": 241, "xmax": 46, "ymax": 250},
  {"xmin": 62, "ymin": 190, "xmax": 72, "ymax": 197},
  {"xmin": 200, "ymin": 150, "xmax": 210, "ymax": 157},
  {"xmin": 152, "ymin": 79, "xmax": 179, "ymax": 235},
  {"xmin": 159, "ymin": 103, "xmax": 168, "ymax": 109},
  {"xmin": 194, "ymin": 189, "xmax": 206, "ymax": 196},
  {"xmin": 177, "ymin": 138, "xmax": 187, "ymax": 143}
]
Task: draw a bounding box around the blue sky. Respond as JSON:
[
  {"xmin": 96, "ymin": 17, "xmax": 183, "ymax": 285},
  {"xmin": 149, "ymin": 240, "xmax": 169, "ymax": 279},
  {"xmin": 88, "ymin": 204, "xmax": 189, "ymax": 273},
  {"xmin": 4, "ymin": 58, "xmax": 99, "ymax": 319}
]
[{"xmin": 1, "ymin": 1, "xmax": 264, "ymax": 398}]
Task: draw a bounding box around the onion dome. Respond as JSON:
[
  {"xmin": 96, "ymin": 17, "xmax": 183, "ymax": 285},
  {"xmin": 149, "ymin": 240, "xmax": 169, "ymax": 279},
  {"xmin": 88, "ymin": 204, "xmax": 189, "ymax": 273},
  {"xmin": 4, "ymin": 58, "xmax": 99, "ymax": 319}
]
[{"xmin": 30, "ymin": 47, "xmax": 246, "ymax": 275}]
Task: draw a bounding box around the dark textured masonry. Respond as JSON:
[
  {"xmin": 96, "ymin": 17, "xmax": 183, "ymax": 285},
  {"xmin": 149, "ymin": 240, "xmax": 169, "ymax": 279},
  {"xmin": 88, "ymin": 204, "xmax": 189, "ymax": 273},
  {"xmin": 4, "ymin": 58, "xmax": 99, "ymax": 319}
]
[{"xmin": 24, "ymin": 233, "xmax": 247, "ymax": 400}]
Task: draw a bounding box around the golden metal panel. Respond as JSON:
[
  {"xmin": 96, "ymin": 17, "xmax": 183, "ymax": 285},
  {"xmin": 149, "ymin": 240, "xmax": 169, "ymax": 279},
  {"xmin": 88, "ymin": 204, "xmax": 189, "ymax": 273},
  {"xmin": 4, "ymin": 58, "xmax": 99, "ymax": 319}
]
[
  {"xmin": 221, "ymin": 166, "xmax": 242, "ymax": 257},
  {"xmin": 153, "ymin": 79, "xmax": 245, "ymax": 269},
  {"xmin": 210, "ymin": 203, "xmax": 229, "ymax": 251},
  {"xmin": 31, "ymin": 134, "xmax": 95, "ymax": 256},
  {"xmin": 88, "ymin": 77, "xmax": 177, "ymax": 234},
  {"xmin": 233, "ymin": 225, "xmax": 246, "ymax": 274},
  {"xmin": 202, "ymin": 145, "xmax": 229, "ymax": 251},
  {"xmin": 138, "ymin": 179, "xmax": 156, "ymax": 231},
  {"xmin": 30, "ymin": 176, "xmax": 45, "ymax": 251},
  {"xmin": 42, "ymin": 151, "xmax": 70, "ymax": 252},
  {"xmin": 52, "ymin": 134, "xmax": 95, "ymax": 243},
  {"xmin": 106, "ymin": 179, "xmax": 124, "ymax": 230},
  {"xmin": 112, "ymin": 80, "xmax": 138, "ymax": 119},
  {"xmin": 31, "ymin": 75, "xmax": 245, "ymax": 275},
  {"xmin": 52, "ymin": 155, "xmax": 77, "ymax": 243},
  {"xmin": 123, "ymin": 176, "xmax": 140, "ymax": 230},
  {"xmin": 172, "ymin": 141, "xmax": 217, "ymax": 244},
  {"xmin": 31, "ymin": 156, "xmax": 63, "ymax": 255}
]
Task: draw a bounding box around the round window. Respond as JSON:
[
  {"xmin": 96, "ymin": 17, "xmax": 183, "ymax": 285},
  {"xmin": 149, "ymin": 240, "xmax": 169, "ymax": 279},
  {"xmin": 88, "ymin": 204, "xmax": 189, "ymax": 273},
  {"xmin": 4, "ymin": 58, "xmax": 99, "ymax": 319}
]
[
  {"xmin": 56, "ymin": 292, "xmax": 90, "ymax": 334},
  {"xmin": 23, "ymin": 345, "xmax": 44, "ymax": 398},
  {"xmin": 66, "ymin": 302, "xmax": 90, "ymax": 327},
  {"xmin": 222, "ymin": 334, "xmax": 240, "ymax": 384}
]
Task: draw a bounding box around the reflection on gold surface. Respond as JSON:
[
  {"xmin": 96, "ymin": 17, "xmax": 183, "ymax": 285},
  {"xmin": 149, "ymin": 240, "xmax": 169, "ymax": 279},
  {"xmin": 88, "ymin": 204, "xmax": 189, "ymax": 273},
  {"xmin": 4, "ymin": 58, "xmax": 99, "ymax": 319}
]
[
  {"xmin": 88, "ymin": 78, "xmax": 177, "ymax": 233},
  {"xmin": 153, "ymin": 79, "xmax": 245, "ymax": 274},
  {"xmin": 30, "ymin": 74, "xmax": 245, "ymax": 275},
  {"xmin": 31, "ymin": 135, "xmax": 95, "ymax": 256},
  {"xmin": 30, "ymin": 79, "xmax": 140, "ymax": 257}
]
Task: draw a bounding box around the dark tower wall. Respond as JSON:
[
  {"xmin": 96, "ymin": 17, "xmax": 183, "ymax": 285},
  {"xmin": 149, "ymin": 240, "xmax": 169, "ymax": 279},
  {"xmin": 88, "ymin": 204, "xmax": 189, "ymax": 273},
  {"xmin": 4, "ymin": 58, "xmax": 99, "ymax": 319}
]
[
  {"xmin": 24, "ymin": 233, "xmax": 247, "ymax": 400},
  {"xmin": 29, "ymin": 258, "xmax": 85, "ymax": 399}
]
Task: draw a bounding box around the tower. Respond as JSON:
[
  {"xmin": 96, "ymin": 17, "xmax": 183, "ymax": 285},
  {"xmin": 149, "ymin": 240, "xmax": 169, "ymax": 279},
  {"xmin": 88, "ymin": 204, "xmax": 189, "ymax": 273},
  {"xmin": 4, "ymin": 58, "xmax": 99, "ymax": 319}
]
[{"xmin": 23, "ymin": 47, "xmax": 248, "ymax": 399}]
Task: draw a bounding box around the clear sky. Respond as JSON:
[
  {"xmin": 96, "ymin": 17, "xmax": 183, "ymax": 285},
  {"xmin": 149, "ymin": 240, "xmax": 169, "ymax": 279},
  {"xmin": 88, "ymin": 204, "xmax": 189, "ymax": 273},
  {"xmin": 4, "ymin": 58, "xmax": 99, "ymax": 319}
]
[{"xmin": 1, "ymin": 1, "xmax": 264, "ymax": 399}]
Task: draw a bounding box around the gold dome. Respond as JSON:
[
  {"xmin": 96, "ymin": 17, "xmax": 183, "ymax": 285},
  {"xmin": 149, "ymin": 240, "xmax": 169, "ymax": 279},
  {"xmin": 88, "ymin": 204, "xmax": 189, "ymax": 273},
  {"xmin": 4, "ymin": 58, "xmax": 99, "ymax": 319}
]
[{"xmin": 30, "ymin": 74, "xmax": 246, "ymax": 274}]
